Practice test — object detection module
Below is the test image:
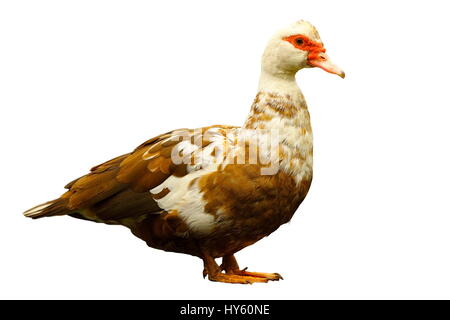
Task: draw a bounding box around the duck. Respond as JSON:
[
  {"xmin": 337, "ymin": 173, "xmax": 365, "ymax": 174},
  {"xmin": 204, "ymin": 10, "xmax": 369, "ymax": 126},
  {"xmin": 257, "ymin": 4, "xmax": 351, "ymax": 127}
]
[{"xmin": 24, "ymin": 20, "xmax": 344, "ymax": 284}]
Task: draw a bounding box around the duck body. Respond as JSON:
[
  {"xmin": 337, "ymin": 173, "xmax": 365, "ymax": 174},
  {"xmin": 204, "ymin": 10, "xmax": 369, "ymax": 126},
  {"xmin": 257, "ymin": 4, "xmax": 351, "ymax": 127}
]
[
  {"xmin": 24, "ymin": 20, "xmax": 343, "ymax": 284},
  {"xmin": 133, "ymin": 87, "xmax": 313, "ymax": 259}
]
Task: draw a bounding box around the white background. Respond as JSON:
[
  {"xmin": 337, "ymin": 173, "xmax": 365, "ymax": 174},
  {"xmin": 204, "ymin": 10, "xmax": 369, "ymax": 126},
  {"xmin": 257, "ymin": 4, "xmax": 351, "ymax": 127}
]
[{"xmin": 1, "ymin": 0, "xmax": 450, "ymax": 299}]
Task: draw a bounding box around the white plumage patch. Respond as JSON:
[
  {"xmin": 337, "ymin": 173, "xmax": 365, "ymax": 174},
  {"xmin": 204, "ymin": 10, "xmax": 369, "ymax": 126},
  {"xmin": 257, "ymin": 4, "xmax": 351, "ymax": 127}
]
[{"xmin": 150, "ymin": 168, "xmax": 218, "ymax": 236}]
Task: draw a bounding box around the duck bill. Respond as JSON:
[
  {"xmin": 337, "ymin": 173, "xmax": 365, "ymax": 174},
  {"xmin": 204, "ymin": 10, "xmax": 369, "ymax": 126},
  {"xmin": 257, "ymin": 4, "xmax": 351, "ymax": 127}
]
[{"xmin": 308, "ymin": 53, "xmax": 345, "ymax": 79}]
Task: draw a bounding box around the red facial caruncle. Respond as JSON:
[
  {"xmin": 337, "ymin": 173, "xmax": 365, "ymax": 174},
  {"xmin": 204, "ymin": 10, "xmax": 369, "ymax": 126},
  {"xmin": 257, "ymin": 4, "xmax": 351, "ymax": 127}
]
[
  {"xmin": 283, "ymin": 34, "xmax": 325, "ymax": 60},
  {"xmin": 282, "ymin": 34, "xmax": 345, "ymax": 78}
]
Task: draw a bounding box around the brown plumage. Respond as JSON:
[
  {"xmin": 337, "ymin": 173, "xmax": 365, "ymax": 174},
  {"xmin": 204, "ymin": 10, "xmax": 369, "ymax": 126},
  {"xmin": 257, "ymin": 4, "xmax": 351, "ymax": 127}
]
[{"xmin": 24, "ymin": 20, "xmax": 344, "ymax": 284}]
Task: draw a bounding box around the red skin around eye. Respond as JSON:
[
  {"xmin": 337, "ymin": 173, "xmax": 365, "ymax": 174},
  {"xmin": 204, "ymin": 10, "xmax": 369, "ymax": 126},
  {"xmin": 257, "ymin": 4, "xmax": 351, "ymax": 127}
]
[{"xmin": 282, "ymin": 34, "xmax": 326, "ymax": 61}]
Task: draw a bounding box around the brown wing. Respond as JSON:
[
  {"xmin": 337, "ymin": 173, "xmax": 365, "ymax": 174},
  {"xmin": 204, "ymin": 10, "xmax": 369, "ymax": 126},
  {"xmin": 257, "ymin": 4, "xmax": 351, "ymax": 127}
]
[
  {"xmin": 24, "ymin": 130, "xmax": 183, "ymax": 220},
  {"xmin": 24, "ymin": 125, "xmax": 236, "ymax": 221}
]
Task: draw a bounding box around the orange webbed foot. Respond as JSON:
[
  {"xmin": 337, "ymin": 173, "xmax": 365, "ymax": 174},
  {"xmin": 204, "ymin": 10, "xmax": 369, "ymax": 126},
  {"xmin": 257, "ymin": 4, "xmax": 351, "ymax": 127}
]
[
  {"xmin": 202, "ymin": 252, "xmax": 283, "ymax": 284},
  {"xmin": 208, "ymin": 272, "xmax": 271, "ymax": 284},
  {"xmin": 216, "ymin": 254, "xmax": 283, "ymax": 283},
  {"xmin": 226, "ymin": 268, "xmax": 283, "ymax": 281}
]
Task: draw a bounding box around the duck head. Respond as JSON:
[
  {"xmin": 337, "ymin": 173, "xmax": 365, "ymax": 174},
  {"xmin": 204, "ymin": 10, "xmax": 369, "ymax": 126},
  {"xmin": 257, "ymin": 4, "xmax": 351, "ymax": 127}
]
[{"xmin": 262, "ymin": 20, "xmax": 345, "ymax": 79}]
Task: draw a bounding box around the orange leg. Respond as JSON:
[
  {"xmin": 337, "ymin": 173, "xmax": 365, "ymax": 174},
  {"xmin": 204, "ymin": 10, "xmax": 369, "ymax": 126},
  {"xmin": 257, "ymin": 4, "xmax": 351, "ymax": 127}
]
[
  {"xmin": 220, "ymin": 254, "xmax": 283, "ymax": 281},
  {"xmin": 202, "ymin": 253, "xmax": 272, "ymax": 284}
]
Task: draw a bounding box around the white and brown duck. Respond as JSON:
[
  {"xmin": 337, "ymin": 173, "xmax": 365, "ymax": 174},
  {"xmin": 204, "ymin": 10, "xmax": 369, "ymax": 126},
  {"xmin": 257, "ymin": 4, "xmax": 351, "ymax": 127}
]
[{"xmin": 24, "ymin": 20, "xmax": 344, "ymax": 284}]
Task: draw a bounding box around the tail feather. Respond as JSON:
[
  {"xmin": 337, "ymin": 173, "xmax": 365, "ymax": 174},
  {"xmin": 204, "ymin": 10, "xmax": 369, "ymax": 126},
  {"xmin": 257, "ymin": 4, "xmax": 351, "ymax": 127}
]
[{"xmin": 23, "ymin": 198, "xmax": 72, "ymax": 219}]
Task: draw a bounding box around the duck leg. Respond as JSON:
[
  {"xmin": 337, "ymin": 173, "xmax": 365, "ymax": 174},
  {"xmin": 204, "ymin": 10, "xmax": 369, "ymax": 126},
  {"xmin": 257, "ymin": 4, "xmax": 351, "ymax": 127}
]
[
  {"xmin": 202, "ymin": 252, "xmax": 270, "ymax": 284},
  {"xmin": 220, "ymin": 254, "xmax": 283, "ymax": 281}
]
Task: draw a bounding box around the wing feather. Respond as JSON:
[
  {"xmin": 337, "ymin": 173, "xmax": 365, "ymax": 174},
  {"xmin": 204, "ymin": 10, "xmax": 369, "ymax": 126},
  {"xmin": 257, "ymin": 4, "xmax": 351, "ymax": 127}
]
[{"xmin": 25, "ymin": 125, "xmax": 237, "ymax": 222}]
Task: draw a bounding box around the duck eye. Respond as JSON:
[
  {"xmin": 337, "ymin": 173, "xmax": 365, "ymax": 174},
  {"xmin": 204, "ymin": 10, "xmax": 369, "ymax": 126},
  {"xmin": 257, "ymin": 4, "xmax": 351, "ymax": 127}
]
[{"xmin": 295, "ymin": 38, "xmax": 304, "ymax": 45}]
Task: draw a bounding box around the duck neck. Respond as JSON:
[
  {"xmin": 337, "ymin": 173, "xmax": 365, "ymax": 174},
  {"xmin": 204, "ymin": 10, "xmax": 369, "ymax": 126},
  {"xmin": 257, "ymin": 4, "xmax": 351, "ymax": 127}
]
[
  {"xmin": 244, "ymin": 69, "xmax": 309, "ymax": 130},
  {"xmin": 243, "ymin": 68, "xmax": 313, "ymax": 182},
  {"xmin": 257, "ymin": 69, "xmax": 299, "ymax": 96}
]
